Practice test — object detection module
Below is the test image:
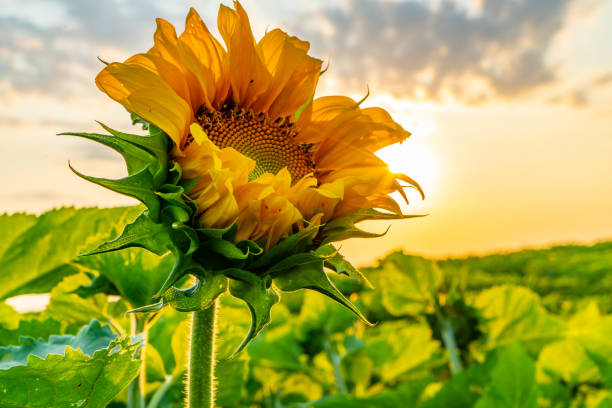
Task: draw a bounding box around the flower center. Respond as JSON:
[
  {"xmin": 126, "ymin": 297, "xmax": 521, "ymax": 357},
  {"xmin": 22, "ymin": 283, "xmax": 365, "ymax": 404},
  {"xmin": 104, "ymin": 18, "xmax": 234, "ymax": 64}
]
[{"xmin": 195, "ymin": 104, "xmax": 314, "ymax": 184}]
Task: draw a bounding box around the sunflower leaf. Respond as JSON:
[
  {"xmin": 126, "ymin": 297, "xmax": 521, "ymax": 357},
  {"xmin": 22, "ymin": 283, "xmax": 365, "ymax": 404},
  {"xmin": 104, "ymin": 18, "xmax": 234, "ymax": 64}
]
[
  {"xmin": 271, "ymin": 253, "xmax": 373, "ymax": 325},
  {"xmin": 0, "ymin": 320, "xmax": 140, "ymax": 407},
  {"xmin": 69, "ymin": 164, "xmax": 161, "ymax": 221},
  {"xmin": 228, "ymin": 274, "xmax": 280, "ymax": 356}
]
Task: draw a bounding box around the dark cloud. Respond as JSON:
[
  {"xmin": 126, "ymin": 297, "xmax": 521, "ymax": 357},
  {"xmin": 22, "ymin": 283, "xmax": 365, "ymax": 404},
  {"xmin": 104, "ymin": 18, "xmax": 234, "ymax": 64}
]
[
  {"xmin": 291, "ymin": 0, "xmax": 575, "ymax": 102},
  {"xmin": 0, "ymin": 0, "xmax": 169, "ymax": 96}
]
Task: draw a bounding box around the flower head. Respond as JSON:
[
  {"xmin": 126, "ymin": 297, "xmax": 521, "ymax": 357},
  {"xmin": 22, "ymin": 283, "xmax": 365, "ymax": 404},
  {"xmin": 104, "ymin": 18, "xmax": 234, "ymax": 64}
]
[{"xmin": 95, "ymin": 1, "xmax": 422, "ymax": 249}]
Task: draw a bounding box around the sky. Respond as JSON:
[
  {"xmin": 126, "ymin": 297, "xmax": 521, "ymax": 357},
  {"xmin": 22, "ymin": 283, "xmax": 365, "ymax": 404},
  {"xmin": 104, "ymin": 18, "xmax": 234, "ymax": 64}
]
[{"xmin": 1, "ymin": 0, "xmax": 611, "ymax": 265}]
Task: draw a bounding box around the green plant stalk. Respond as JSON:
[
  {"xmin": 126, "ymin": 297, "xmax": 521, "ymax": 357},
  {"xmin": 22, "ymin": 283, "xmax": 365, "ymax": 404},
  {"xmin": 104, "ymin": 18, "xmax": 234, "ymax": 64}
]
[
  {"xmin": 440, "ymin": 316, "xmax": 463, "ymax": 374},
  {"xmin": 128, "ymin": 314, "xmax": 148, "ymax": 408},
  {"xmin": 323, "ymin": 334, "xmax": 348, "ymax": 394},
  {"xmin": 187, "ymin": 300, "xmax": 218, "ymax": 408}
]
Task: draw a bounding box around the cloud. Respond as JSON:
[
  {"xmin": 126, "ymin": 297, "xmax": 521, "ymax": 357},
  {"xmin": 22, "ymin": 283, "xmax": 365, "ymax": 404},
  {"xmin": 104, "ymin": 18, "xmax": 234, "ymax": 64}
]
[
  {"xmin": 291, "ymin": 0, "xmax": 575, "ymax": 103},
  {"xmin": 548, "ymin": 71, "xmax": 612, "ymax": 108},
  {"xmin": 0, "ymin": 0, "xmax": 173, "ymax": 97}
]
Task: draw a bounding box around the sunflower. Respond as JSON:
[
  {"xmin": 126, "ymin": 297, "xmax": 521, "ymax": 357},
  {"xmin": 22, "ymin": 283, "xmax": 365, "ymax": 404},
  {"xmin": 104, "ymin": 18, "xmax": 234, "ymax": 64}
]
[{"xmin": 95, "ymin": 1, "xmax": 422, "ymax": 249}]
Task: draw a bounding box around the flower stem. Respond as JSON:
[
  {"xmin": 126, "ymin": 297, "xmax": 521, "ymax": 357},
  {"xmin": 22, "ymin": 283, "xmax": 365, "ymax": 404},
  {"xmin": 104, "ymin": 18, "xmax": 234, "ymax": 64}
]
[
  {"xmin": 128, "ymin": 314, "xmax": 148, "ymax": 408},
  {"xmin": 187, "ymin": 300, "xmax": 218, "ymax": 408},
  {"xmin": 323, "ymin": 332, "xmax": 347, "ymax": 394}
]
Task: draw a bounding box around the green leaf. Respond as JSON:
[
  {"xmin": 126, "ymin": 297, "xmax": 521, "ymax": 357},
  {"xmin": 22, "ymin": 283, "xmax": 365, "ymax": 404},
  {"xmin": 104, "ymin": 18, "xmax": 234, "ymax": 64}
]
[
  {"xmin": 301, "ymin": 379, "xmax": 430, "ymax": 408},
  {"xmin": 41, "ymin": 274, "xmax": 109, "ymax": 333},
  {"xmin": 0, "ymin": 212, "xmax": 36, "ymax": 260},
  {"xmin": 375, "ymin": 252, "xmax": 442, "ymax": 316},
  {"xmin": 0, "ymin": 206, "xmax": 140, "ymax": 300},
  {"xmin": 474, "ymin": 342, "xmax": 539, "ymax": 408},
  {"xmin": 0, "ymin": 318, "xmax": 62, "ymax": 348},
  {"xmin": 473, "ymin": 285, "xmax": 565, "ymax": 354},
  {"xmin": 78, "ymin": 248, "xmax": 173, "ymax": 308},
  {"xmin": 70, "ymin": 164, "xmax": 161, "ymax": 220},
  {"xmin": 0, "ymin": 321, "xmax": 140, "ymax": 408},
  {"xmin": 0, "ymin": 319, "xmax": 116, "ymax": 369},
  {"xmin": 272, "ymin": 253, "xmax": 372, "ymax": 325},
  {"xmin": 537, "ymin": 339, "xmax": 601, "ymax": 386},
  {"xmin": 363, "ymin": 321, "xmax": 441, "ymax": 382},
  {"xmin": 421, "ymin": 353, "xmax": 496, "ymax": 408},
  {"xmin": 216, "ymin": 355, "xmax": 249, "ymax": 407},
  {"xmin": 228, "ymin": 275, "xmax": 280, "ymax": 355}
]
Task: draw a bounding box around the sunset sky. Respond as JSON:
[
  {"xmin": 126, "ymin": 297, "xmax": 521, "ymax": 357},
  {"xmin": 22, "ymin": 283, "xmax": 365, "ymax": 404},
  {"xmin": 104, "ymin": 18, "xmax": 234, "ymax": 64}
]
[{"xmin": 1, "ymin": 0, "xmax": 611, "ymax": 265}]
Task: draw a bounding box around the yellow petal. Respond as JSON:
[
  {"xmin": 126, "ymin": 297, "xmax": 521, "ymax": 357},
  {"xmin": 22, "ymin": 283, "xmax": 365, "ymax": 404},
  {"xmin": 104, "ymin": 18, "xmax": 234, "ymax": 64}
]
[
  {"xmin": 218, "ymin": 1, "xmax": 271, "ymax": 108},
  {"xmin": 178, "ymin": 8, "xmax": 230, "ymax": 110},
  {"xmin": 252, "ymin": 29, "xmax": 308, "ymax": 113},
  {"xmin": 96, "ymin": 63, "xmax": 192, "ymax": 147}
]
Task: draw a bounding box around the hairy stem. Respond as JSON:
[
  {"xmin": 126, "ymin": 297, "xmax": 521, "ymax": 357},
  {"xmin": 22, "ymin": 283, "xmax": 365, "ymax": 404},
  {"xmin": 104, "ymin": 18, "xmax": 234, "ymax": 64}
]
[
  {"xmin": 187, "ymin": 300, "xmax": 218, "ymax": 408},
  {"xmin": 128, "ymin": 314, "xmax": 148, "ymax": 408}
]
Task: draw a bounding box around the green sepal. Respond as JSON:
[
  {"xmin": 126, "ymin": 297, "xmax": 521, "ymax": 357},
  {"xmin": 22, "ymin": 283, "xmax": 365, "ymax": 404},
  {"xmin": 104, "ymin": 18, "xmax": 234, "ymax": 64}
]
[
  {"xmin": 249, "ymin": 224, "xmax": 319, "ymax": 271},
  {"xmin": 163, "ymin": 274, "xmax": 227, "ymax": 312},
  {"xmin": 98, "ymin": 122, "xmax": 169, "ymax": 178},
  {"xmin": 271, "ymin": 253, "xmax": 374, "ymax": 326},
  {"xmin": 82, "ymin": 212, "xmax": 173, "ymax": 256},
  {"xmin": 197, "ymin": 222, "xmax": 238, "ymax": 241},
  {"xmin": 127, "ymin": 301, "xmax": 164, "ymax": 314},
  {"xmin": 227, "ymin": 270, "xmax": 280, "ymax": 356},
  {"xmin": 153, "ymin": 249, "xmax": 205, "ymax": 299},
  {"xmin": 130, "ymin": 112, "xmax": 149, "ymax": 130},
  {"xmin": 69, "ymin": 164, "xmax": 161, "ymax": 221},
  {"xmin": 205, "ymin": 239, "xmax": 251, "ymax": 260},
  {"xmin": 181, "ymin": 177, "xmax": 201, "ymax": 194},
  {"xmin": 320, "ymin": 209, "xmax": 424, "ymax": 244},
  {"xmin": 315, "ymin": 244, "xmax": 374, "ymax": 289},
  {"xmin": 172, "ymin": 224, "xmax": 200, "ymax": 255},
  {"xmin": 59, "ymin": 131, "xmax": 156, "ymax": 176},
  {"xmin": 237, "ymin": 240, "xmax": 263, "ymax": 257}
]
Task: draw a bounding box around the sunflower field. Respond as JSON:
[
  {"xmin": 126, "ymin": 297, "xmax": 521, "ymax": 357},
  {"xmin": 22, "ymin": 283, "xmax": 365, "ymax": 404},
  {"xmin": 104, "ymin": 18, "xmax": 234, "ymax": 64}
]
[{"xmin": 1, "ymin": 206, "xmax": 611, "ymax": 408}]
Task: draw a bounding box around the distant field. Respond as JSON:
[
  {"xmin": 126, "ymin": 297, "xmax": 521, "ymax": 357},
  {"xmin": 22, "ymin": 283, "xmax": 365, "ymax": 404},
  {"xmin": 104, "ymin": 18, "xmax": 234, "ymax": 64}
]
[{"xmin": 1, "ymin": 208, "xmax": 611, "ymax": 407}]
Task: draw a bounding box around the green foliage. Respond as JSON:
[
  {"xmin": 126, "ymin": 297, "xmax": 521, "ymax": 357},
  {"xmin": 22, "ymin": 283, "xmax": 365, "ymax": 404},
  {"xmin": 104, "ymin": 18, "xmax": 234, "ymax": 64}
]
[
  {"xmin": 2, "ymin": 204, "xmax": 612, "ymax": 406},
  {"xmin": 0, "ymin": 320, "xmax": 140, "ymax": 407},
  {"xmin": 0, "ymin": 206, "xmax": 140, "ymax": 300}
]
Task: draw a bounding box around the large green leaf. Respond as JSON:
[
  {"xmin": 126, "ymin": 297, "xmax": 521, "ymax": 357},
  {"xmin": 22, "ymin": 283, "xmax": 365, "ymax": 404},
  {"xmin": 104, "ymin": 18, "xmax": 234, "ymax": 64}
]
[
  {"xmin": 378, "ymin": 252, "xmax": 442, "ymax": 316},
  {"xmin": 0, "ymin": 320, "xmax": 140, "ymax": 407},
  {"xmin": 537, "ymin": 339, "xmax": 601, "ymax": 386},
  {"xmin": 0, "ymin": 206, "xmax": 141, "ymax": 300},
  {"xmin": 363, "ymin": 321, "xmax": 441, "ymax": 382},
  {"xmin": 0, "ymin": 213, "xmax": 36, "ymax": 260},
  {"xmin": 78, "ymin": 248, "xmax": 173, "ymax": 309},
  {"xmin": 473, "ymin": 285, "xmax": 565, "ymax": 354},
  {"xmin": 0, "ymin": 318, "xmax": 62, "ymax": 348},
  {"xmin": 474, "ymin": 342, "xmax": 539, "ymax": 408},
  {"xmin": 41, "ymin": 274, "xmax": 110, "ymax": 334}
]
